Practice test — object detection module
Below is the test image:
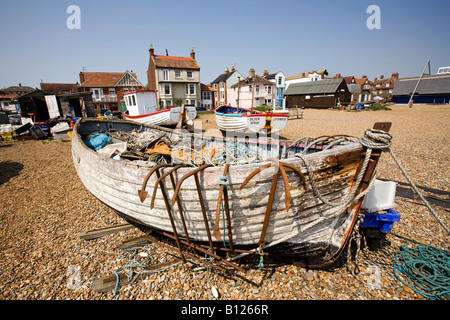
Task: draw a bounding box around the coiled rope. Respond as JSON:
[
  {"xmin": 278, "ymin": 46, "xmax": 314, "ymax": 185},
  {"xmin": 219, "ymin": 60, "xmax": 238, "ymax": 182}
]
[{"xmin": 394, "ymin": 243, "xmax": 450, "ymax": 300}]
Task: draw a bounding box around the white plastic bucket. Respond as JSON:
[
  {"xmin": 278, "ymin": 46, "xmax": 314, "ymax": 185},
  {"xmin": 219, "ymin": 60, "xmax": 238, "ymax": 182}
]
[{"xmin": 361, "ymin": 179, "xmax": 397, "ymax": 212}]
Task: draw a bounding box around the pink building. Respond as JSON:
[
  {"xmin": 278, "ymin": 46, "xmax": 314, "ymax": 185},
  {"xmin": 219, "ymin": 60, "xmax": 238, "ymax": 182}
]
[{"xmin": 228, "ymin": 69, "xmax": 276, "ymax": 109}]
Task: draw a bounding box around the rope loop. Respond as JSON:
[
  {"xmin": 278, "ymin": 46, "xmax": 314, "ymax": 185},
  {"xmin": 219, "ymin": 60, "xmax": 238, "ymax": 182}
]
[{"xmin": 359, "ymin": 128, "xmax": 393, "ymax": 151}]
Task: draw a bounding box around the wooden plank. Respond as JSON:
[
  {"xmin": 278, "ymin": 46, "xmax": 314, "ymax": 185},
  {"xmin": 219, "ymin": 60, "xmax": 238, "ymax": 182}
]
[
  {"xmin": 114, "ymin": 234, "xmax": 157, "ymax": 251},
  {"xmin": 78, "ymin": 223, "xmax": 135, "ymax": 240}
]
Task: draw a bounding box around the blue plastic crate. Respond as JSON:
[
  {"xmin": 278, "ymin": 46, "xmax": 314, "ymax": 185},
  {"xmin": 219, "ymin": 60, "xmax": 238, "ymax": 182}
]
[{"xmin": 360, "ymin": 208, "xmax": 401, "ymax": 233}]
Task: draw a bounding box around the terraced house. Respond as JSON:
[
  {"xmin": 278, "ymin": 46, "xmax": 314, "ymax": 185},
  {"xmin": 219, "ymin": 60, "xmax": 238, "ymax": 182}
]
[{"xmin": 147, "ymin": 44, "xmax": 201, "ymax": 108}]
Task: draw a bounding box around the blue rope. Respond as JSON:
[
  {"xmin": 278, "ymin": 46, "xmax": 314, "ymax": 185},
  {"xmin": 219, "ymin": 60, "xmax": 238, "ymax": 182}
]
[
  {"xmin": 112, "ymin": 271, "xmax": 120, "ymax": 296},
  {"xmin": 218, "ymin": 176, "xmax": 227, "ymax": 186},
  {"xmin": 394, "ymin": 244, "xmax": 450, "ymax": 300}
]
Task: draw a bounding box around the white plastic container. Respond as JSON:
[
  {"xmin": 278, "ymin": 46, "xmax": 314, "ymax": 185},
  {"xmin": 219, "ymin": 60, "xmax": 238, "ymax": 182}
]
[{"xmin": 361, "ymin": 179, "xmax": 397, "ymax": 212}]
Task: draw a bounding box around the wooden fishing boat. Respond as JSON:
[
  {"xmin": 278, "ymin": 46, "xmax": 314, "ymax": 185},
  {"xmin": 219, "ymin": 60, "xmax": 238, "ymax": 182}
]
[
  {"xmin": 122, "ymin": 89, "xmax": 196, "ymax": 126},
  {"xmin": 214, "ymin": 105, "xmax": 288, "ymax": 133},
  {"xmin": 72, "ymin": 117, "xmax": 391, "ymax": 268}
]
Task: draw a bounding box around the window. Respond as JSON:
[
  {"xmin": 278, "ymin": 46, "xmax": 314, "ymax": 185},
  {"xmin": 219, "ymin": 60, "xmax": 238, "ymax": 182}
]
[
  {"xmin": 187, "ymin": 71, "xmax": 193, "ymax": 78},
  {"xmin": 109, "ymin": 88, "xmax": 115, "ymax": 96},
  {"xmin": 165, "ymin": 100, "xmax": 172, "ymax": 107},
  {"xmin": 186, "ymin": 84, "xmax": 195, "ymax": 95},
  {"xmin": 163, "ymin": 70, "xmax": 169, "ymax": 80},
  {"xmin": 265, "ymin": 86, "xmax": 272, "ymax": 94},
  {"xmin": 123, "ymin": 88, "xmax": 129, "ymax": 93},
  {"xmin": 132, "ymin": 95, "xmax": 136, "ymax": 106},
  {"xmin": 164, "ymin": 84, "xmax": 171, "ymax": 95},
  {"xmin": 256, "ymin": 85, "xmax": 260, "ymax": 94},
  {"xmin": 278, "ymin": 77, "xmax": 282, "ymax": 85},
  {"xmin": 190, "ymin": 100, "xmax": 195, "ymax": 106},
  {"xmin": 202, "ymin": 91, "xmax": 211, "ymax": 100},
  {"xmin": 175, "ymin": 70, "xmax": 181, "ymax": 78}
]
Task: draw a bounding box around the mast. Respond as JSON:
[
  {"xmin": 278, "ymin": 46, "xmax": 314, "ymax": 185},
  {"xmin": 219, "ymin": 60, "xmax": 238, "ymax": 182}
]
[{"xmin": 408, "ymin": 60, "xmax": 430, "ymax": 107}]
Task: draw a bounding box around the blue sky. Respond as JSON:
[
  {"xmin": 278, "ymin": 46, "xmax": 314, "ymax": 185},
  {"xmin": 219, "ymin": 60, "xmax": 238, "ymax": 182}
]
[{"xmin": 1, "ymin": 0, "xmax": 449, "ymax": 88}]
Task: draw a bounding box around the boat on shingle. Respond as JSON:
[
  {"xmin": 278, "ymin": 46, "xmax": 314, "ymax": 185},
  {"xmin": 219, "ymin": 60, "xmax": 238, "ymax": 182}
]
[
  {"xmin": 72, "ymin": 117, "xmax": 391, "ymax": 267},
  {"xmin": 214, "ymin": 105, "xmax": 288, "ymax": 133},
  {"xmin": 122, "ymin": 89, "xmax": 196, "ymax": 126}
]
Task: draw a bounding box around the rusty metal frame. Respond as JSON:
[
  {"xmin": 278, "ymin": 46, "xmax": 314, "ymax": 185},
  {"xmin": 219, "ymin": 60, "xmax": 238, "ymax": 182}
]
[
  {"xmin": 142, "ymin": 163, "xmax": 249, "ymax": 273},
  {"xmin": 239, "ymin": 158, "xmax": 308, "ymax": 248}
]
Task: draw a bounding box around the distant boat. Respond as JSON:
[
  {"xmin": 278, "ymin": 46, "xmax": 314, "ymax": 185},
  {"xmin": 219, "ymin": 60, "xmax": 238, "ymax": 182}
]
[
  {"xmin": 215, "ymin": 105, "xmax": 288, "ymax": 133},
  {"xmin": 123, "ymin": 90, "xmax": 196, "ymax": 126}
]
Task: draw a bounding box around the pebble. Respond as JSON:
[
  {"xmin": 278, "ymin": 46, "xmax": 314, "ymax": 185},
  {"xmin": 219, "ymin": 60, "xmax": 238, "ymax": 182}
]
[{"xmin": 0, "ymin": 105, "xmax": 448, "ymax": 301}]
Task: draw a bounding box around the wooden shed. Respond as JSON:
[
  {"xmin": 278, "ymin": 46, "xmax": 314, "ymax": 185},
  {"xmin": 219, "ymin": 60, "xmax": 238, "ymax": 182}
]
[{"xmin": 284, "ymin": 78, "xmax": 350, "ymax": 109}]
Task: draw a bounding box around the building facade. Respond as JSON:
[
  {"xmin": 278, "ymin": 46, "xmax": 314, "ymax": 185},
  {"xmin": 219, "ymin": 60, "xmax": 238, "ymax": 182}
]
[
  {"xmin": 372, "ymin": 73, "xmax": 399, "ymax": 102},
  {"xmin": 147, "ymin": 44, "xmax": 201, "ymax": 108},
  {"xmin": 285, "ymin": 69, "xmax": 328, "ymax": 89},
  {"xmin": 228, "ymin": 69, "xmax": 276, "ymax": 109},
  {"xmin": 392, "ymin": 74, "xmax": 450, "ymax": 104},
  {"xmin": 284, "ymin": 78, "xmax": 350, "ymax": 109},
  {"xmin": 78, "ymin": 70, "xmax": 144, "ymax": 115},
  {"xmin": 200, "ymin": 83, "xmax": 216, "ymax": 109},
  {"xmin": 263, "ymin": 70, "xmax": 286, "ymax": 109},
  {"xmin": 211, "ymin": 67, "xmax": 244, "ymax": 106}
]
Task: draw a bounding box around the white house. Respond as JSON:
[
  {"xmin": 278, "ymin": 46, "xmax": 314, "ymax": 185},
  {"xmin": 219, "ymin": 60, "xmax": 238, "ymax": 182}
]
[{"xmin": 285, "ymin": 69, "xmax": 328, "ymax": 89}]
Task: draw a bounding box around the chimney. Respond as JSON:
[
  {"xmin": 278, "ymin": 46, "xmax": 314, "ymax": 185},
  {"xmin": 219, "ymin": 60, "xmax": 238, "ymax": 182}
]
[
  {"xmin": 79, "ymin": 72, "xmax": 85, "ymax": 84},
  {"xmin": 149, "ymin": 44, "xmax": 154, "ymax": 57},
  {"xmin": 224, "ymin": 67, "xmax": 229, "ymax": 74},
  {"xmin": 231, "ymin": 66, "xmax": 235, "ymax": 72},
  {"xmin": 374, "ymin": 77, "xmax": 378, "ymax": 82},
  {"xmin": 249, "ymin": 68, "xmax": 255, "ymax": 78},
  {"xmin": 263, "ymin": 70, "xmax": 269, "ymax": 76},
  {"xmin": 190, "ymin": 49, "xmax": 195, "ymax": 60},
  {"xmin": 336, "ymin": 73, "xmax": 341, "ymax": 78},
  {"xmin": 19, "ymin": 83, "xmax": 22, "ymax": 87},
  {"xmin": 380, "ymin": 75, "xmax": 384, "ymax": 79},
  {"xmin": 392, "ymin": 72, "xmax": 399, "ymax": 79},
  {"xmin": 362, "ymin": 75, "xmax": 367, "ymax": 79}
]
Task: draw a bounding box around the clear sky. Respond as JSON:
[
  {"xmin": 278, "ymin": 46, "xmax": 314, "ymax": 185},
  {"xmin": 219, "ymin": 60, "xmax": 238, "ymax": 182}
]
[{"xmin": 1, "ymin": 0, "xmax": 449, "ymax": 89}]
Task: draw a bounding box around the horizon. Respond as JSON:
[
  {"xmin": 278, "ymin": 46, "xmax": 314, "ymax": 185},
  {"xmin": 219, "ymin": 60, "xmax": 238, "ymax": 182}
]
[{"xmin": 1, "ymin": 0, "xmax": 449, "ymax": 89}]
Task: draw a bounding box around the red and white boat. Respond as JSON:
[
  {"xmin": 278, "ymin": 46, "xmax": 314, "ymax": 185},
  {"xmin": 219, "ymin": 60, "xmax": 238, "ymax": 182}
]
[
  {"xmin": 214, "ymin": 105, "xmax": 288, "ymax": 133},
  {"xmin": 123, "ymin": 90, "xmax": 196, "ymax": 126}
]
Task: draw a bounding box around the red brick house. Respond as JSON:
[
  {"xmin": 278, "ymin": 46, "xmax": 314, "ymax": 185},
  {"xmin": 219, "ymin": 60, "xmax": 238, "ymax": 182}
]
[
  {"xmin": 372, "ymin": 73, "xmax": 399, "ymax": 102},
  {"xmin": 78, "ymin": 70, "xmax": 144, "ymax": 115}
]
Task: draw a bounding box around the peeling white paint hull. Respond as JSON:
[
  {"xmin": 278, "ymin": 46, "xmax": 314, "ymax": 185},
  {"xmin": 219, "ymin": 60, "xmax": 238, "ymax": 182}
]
[{"xmin": 72, "ymin": 118, "xmax": 368, "ymax": 267}]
